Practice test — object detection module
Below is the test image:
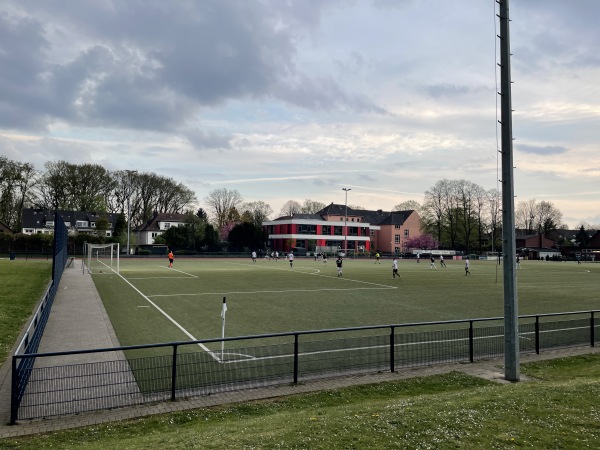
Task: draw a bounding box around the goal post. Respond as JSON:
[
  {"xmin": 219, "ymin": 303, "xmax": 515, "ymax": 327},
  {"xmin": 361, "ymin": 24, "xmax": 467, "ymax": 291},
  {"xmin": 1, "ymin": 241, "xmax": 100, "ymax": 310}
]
[{"xmin": 85, "ymin": 243, "xmax": 120, "ymax": 274}]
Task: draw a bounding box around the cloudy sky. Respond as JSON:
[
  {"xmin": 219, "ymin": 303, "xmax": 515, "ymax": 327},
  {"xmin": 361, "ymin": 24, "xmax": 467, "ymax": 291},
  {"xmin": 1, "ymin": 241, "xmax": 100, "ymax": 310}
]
[{"xmin": 1, "ymin": 0, "xmax": 599, "ymax": 227}]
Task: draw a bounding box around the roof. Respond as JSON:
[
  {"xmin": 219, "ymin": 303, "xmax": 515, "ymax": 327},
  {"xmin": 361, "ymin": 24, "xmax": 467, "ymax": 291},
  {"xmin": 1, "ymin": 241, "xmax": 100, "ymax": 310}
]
[
  {"xmin": 136, "ymin": 212, "xmax": 188, "ymax": 232},
  {"xmin": 21, "ymin": 208, "xmax": 119, "ymax": 229},
  {"xmin": 0, "ymin": 221, "xmax": 12, "ymax": 233}
]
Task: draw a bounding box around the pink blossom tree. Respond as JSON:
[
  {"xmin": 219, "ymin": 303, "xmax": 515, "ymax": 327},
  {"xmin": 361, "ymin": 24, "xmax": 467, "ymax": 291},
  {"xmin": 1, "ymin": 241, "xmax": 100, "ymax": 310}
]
[{"xmin": 405, "ymin": 234, "xmax": 439, "ymax": 250}]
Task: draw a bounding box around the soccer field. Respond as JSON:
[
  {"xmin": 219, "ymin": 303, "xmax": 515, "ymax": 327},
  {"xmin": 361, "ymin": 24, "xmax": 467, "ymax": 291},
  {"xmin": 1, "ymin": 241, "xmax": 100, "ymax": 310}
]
[{"xmin": 91, "ymin": 256, "xmax": 600, "ymax": 351}]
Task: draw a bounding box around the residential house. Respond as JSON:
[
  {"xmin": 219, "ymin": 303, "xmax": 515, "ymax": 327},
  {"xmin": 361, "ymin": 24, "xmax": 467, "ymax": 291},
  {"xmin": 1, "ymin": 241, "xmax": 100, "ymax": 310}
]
[
  {"xmin": 21, "ymin": 208, "xmax": 117, "ymax": 237},
  {"xmin": 0, "ymin": 221, "xmax": 12, "ymax": 234},
  {"xmin": 135, "ymin": 212, "xmax": 188, "ymax": 246}
]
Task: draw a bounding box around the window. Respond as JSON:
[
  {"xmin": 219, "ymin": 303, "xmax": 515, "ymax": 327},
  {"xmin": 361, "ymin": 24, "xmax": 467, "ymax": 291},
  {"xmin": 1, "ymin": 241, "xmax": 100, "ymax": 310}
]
[
  {"xmin": 404, "ymin": 229, "xmax": 409, "ymax": 237},
  {"xmin": 298, "ymin": 224, "xmax": 316, "ymax": 234},
  {"xmin": 395, "ymin": 224, "xmax": 400, "ymax": 229},
  {"xmin": 334, "ymin": 226, "xmax": 342, "ymax": 236},
  {"xmin": 151, "ymin": 232, "xmax": 160, "ymax": 238},
  {"xmin": 322, "ymin": 225, "xmax": 331, "ymax": 235},
  {"xmin": 164, "ymin": 223, "xmax": 171, "ymax": 229},
  {"xmin": 76, "ymin": 220, "xmax": 87, "ymax": 228},
  {"xmin": 340, "ymin": 217, "xmax": 343, "ymax": 221},
  {"xmin": 395, "ymin": 235, "xmax": 400, "ymax": 244},
  {"xmin": 370, "ymin": 230, "xmax": 375, "ymax": 237}
]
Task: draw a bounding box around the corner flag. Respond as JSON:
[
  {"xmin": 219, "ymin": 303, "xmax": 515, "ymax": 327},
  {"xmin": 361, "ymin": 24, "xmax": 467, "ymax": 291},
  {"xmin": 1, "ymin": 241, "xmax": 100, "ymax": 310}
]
[{"xmin": 221, "ymin": 297, "xmax": 227, "ymax": 319}]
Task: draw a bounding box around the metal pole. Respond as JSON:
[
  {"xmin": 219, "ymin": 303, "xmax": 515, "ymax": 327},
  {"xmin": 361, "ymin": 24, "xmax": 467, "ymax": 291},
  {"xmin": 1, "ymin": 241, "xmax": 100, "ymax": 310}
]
[
  {"xmin": 125, "ymin": 170, "xmax": 137, "ymax": 257},
  {"xmin": 343, "ymin": 188, "xmax": 351, "ymax": 254},
  {"xmin": 499, "ymin": 0, "xmax": 520, "ymax": 381}
]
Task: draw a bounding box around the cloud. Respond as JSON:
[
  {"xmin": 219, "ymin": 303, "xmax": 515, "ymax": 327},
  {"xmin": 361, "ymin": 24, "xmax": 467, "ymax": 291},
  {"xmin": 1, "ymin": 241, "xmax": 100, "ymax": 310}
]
[
  {"xmin": 423, "ymin": 83, "xmax": 470, "ymax": 99},
  {"xmin": 516, "ymin": 144, "xmax": 568, "ymax": 155}
]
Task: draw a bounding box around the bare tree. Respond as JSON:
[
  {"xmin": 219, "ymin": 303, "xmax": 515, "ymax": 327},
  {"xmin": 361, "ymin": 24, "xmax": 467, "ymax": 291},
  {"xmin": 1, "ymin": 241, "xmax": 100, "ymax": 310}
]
[
  {"xmin": 301, "ymin": 199, "xmax": 326, "ymax": 214},
  {"xmin": 515, "ymin": 199, "xmax": 537, "ymax": 232},
  {"xmin": 0, "ymin": 157, "xmax": 36, "ymax": 230},
  {"xmin": 279, "ymin": 200, "xmax": 302, "ymax": 217},
  {"xmin": 422, "ymin": 180, "xmax": 446, "ymax": 244},
  {"xmin": 241, "ymin": 201, "xmax": 273, "ymax": 227},
  {"xmin": 204, "ymin": 188, "xmax": 243, "ymax": 230},
  {"xmin": 393, "ymin": 200, "xmax": 421, "ymax": 212}
]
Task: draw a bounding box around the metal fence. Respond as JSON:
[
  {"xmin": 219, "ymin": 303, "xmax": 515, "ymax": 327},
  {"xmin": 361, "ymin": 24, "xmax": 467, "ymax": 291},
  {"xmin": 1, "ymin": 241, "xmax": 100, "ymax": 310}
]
[
  {"xmin": 11, "ymin": 310, "xmax": 599, "ymax": 423},
  {"xmin": 11, "ymin": 213, "xmax": 68, "ymax": 424}
]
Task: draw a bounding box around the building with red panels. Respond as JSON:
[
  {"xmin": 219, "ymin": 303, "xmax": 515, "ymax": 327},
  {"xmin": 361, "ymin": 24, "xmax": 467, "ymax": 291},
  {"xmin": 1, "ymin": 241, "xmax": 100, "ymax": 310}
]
[{"xmin": 263, "ymin": 203, "xmax": 422, "ymax": 254}]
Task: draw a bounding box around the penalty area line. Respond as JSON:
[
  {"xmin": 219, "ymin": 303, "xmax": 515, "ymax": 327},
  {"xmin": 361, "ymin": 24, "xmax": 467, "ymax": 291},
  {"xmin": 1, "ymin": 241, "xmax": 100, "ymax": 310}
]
[
  {"xmin": 107, "ymin": 267, "xmax": 220, "ymax": 361},
  {"xmin": 159, "ymin": 266, "xmax": 198, "ymax": 278},
  {"xmin": 224, "ymin": 261, "xmax": 397, "ymax": 290},
  {"xmin": 148, "ymin": 286, "xmax": 395, "ymax": 298}
]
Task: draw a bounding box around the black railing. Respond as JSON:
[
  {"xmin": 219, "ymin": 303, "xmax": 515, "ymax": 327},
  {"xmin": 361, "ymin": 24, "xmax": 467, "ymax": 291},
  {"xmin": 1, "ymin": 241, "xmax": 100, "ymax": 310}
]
[
  {"xmin": 11, "ymin": 309, "xmax": 600, "ymax": 423},
  {"xmin": 10, "ymin": 213, "xmax": 68, "ymax": 424}
]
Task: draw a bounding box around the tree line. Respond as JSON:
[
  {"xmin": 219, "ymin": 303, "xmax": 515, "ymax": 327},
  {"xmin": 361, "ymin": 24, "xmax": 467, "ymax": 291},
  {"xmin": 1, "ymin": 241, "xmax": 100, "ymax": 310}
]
[{"xmin": 2, "ymin": 157, "xmax": 594, "ymax": 254}]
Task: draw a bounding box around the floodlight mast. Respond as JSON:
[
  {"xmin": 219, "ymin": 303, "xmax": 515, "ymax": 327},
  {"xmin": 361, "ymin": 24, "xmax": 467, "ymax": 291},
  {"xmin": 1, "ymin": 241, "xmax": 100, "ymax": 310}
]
[
  {"xmin": 342, "ymin": 188, "xmax": 351, "ymax": 255},
  {"xmin": 126, "ymin": 170, "xmax": 137, "ymax": 257},
  {"xmin": 498, "ymin": 0, "xmax": 519, "ymax": 382}
]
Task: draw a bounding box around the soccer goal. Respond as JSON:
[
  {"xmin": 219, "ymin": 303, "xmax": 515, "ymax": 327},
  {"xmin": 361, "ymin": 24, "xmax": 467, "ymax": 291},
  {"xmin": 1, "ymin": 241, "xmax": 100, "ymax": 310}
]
[{"xmin": 85, "ymin": 243, "xmax": 120, "ymax": 274}]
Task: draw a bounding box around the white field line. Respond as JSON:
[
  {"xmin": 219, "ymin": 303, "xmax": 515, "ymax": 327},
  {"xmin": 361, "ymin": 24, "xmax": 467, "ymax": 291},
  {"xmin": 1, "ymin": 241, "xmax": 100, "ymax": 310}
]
[
  {"xmin": 127, "ymin": 276, "xmax": 196, "ymax": 280},
  {"xmin": 96, "ymin": 260, "xmax": 221, "ymax": 362},
  {"xmin": 224, "ymin": 261, "xmax": 398, "ymax": 290},
  {"xmin": 158, "ymin": 266, "xmax": 198, "ymax": 278},
  {"xmin": 219, "ymin": 326, "xmax": 588, "ymax": 364},
  {"xmin": 148, "ymin": 287, "xmax": 394, "ymax": 298}
]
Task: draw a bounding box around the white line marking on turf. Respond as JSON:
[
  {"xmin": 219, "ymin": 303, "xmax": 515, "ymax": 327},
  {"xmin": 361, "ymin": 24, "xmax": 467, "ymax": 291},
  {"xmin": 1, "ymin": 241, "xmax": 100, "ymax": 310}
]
[
  {"xmin": 224, "ymin": 261, "xmax": 397, "ymax": 290},
  {"xmin": 101, "ymin": 265, "xmax": 220, "ymax": 361},
  {"xmin": 159, "ymin": 266, "xmax": 198, "ymax": 278},
  {"xmin": 148, "ymin": 287, "xmax": 394, "ymax": 298},
  {"xmin": 127, "ymin": 276, "xmax": 195, "ymax": 280}
]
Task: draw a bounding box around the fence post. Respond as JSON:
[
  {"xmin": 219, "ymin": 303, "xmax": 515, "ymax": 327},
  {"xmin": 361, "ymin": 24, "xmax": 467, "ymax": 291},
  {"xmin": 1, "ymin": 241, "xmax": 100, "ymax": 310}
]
[
  {"xmin": 390, "ymin": 326, "xmax": 395, "ymax": 372},
  {"xmin": 293, "ymin": 334, "xmax": 299, "ymax": 384},
  {"xmin": 171, "ymin": 344, "xmax": 178, "ymax": 401},
  {"xmin": 10, "ymin": 356, "xmax": 18, "ymax": 425},
  {"xmin": 591, "ymin": 312, "xmax": 595, "ymax": 348},
  {"xmin": 535, "ymin": 316, "xmax": 540, "ymax": 354},
  {"xmin": 468, "ymin": 321, "xmax": 474, "ymax": 363}
]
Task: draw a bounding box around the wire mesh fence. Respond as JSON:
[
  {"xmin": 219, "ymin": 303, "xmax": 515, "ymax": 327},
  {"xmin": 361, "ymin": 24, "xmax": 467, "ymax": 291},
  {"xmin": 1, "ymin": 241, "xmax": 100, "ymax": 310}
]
[{"xmin": 11, "ymin": 310, "xmax": 600, "ymax": 422}]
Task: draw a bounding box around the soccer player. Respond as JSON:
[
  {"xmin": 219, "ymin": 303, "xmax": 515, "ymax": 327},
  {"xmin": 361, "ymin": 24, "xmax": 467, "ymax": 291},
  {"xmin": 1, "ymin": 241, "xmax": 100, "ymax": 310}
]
[
  {"xmin": 336, "ymin": 256, "xmax": 343, "ymax": 277},
  {"xmin": 392, "ymin": 258, "xmax": 399, "ymax": 278},
  {"xmin": 288, "ymin": 251, "xmax": 294, "ymax": 268},
  {"xmin": 516, "ymin": 255, "xmax": 520, "ymax": 269},
  {"xmin": 375, "ymin": 252, "xmax": 380, "ymax": 264},
  {"xmin": 275, "ymin": 251, "xmax": 279, "ymax": 261},
  {"xmin": 323, "ymin": 253, "xmax": 327, "ymax": 265},
  {"xmin": 440, "ymin": 255, "xmax": 446, "ymax": 268},
  {"xmin": 168, "ymin": 250, "xmax": 174, "ymax": 268},
  {"xmin": 251, "ymin": 251, "xmax": 257, "ymax": 262},
  {"xmin": 430, "ymin": 256, "xmax": 437, "ymax": 270},
  {"xmin": 465, "ymin": 257, "xmax": 471, "ymax": 276}
]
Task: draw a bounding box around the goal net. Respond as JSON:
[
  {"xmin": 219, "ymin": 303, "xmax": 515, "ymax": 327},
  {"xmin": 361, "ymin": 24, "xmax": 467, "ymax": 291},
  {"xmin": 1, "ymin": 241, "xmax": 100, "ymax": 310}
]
[{"xmin": 86, "ymin": 243, "xmax": 120, "ymax": 274}]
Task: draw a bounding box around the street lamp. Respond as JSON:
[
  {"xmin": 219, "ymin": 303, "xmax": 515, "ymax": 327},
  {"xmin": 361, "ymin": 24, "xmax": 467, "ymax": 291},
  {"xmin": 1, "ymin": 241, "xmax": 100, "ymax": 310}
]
[
  {"xmin": 126, "ymin": 170, "xmax": 137, "ymax": 256},
  {"xmin": 342, "ymin": 188, "xmax": 351, "ymax": 255}
]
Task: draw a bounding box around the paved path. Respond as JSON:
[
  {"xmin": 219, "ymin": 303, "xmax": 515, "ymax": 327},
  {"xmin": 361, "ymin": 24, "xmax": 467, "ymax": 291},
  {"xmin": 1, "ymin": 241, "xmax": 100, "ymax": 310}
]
[{"xmin": 1, "ymin": 260, "xmax": 599, "ymax": 438}]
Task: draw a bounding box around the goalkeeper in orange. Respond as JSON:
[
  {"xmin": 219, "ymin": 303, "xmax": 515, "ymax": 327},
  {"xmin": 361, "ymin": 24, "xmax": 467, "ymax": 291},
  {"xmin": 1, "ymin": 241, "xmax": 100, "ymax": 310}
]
[{"xmin": 168, "ymin": 250, "xmax": 174, "ymax": 268}]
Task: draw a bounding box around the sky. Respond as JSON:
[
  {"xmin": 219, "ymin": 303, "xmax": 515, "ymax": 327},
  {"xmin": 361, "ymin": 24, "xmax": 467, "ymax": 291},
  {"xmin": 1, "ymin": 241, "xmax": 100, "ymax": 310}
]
[{"xmin": 0, "ymin": 0, "xmax": 599, "ymax": 228}]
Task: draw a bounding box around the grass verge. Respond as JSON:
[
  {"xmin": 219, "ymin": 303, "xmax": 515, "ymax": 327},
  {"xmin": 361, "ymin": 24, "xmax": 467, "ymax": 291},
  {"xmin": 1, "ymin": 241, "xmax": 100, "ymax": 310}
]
[
  {"xmin": 2, "ymin": 353, "xmax": 600, "ymax": 449},
  {"xmin": 0, "ymin": 260, "xmax": 51, "ymax": 364}
]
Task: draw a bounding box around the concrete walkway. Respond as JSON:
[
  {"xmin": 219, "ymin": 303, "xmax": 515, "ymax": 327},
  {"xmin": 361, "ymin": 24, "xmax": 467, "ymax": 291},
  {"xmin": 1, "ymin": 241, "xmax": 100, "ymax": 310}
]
[{"xmin": 1, "ymin": 260, "xmax": 599, "ymax": 438}]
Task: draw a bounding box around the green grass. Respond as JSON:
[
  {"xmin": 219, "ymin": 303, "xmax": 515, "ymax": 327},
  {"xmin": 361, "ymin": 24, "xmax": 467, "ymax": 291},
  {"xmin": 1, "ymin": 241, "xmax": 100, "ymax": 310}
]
[
  {"xmin": 0, "ymin": 259, "xmax": 52, "ymax": 364},
  {"xmin": 3, "ymin": 353, "xmax": 600, "ymax": 449},
  {"xmin": 92, "ymin": 257, "xmax": 600, "ymax": 349}
]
